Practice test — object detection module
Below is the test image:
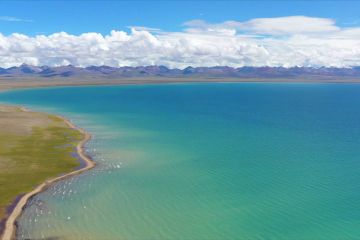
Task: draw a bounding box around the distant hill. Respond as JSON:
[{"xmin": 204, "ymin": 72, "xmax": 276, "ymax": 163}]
[{"xmin": 1, "ymin": 64, "xmax": 360, "ymax": 80}]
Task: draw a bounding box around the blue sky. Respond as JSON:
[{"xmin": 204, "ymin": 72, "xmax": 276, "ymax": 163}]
[
  {"xmin": 1, "ymin": 1, "xmax": 360, "ymax": 35},
  {"xmin": 1, "ymin": 1, "xmax": 360, "ymax": 68}
]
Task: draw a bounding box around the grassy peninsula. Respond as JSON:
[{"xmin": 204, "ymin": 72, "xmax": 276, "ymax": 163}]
[{"xmin": 0, "ymin": 105, "xmax": 83, "ymax": 231}]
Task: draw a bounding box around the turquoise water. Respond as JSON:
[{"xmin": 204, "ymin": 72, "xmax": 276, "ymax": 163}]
[{"xmin": 1, "ymin": 83, "xmax": 360, "ymax": 239}]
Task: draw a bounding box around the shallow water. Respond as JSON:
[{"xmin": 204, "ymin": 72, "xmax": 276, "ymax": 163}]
[{"xmin": 1, "ymin": 83, "xmax": 360, "ymax": 239}]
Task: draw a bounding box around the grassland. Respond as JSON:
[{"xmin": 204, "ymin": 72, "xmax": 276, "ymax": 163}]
[{"xmin": 0, "ymin": 105, "xmax": 82, "ymax": 228}]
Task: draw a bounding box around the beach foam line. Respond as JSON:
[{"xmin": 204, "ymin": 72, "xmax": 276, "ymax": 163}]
[{"xmin": 1, "ymin": 107, "xmax": 96, "ymax": 240}]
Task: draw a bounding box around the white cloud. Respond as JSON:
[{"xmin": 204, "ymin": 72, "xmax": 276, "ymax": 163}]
[
  {"xmin": 184, "ymin": 16, "xmax": 340, "ymax": 35},
  {"xmin": 127, "ymin": 26, "xmax": 162, "ymax": 33},
  {"xmin": 1, "ymin": 16, "xmax": 360, "ymax": 68},
  {"xmin": 0, "ymin": 16, "xmax": 33, "ymax": 22},
  {"xmin": 241, "ymin": 16, "xmax": 339, "ymax": 35}
]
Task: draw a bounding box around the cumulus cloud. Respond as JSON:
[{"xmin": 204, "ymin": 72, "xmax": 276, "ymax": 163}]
[{"xmin": 1, "ymin": 16, "xmax": 360, "ymax": 68}]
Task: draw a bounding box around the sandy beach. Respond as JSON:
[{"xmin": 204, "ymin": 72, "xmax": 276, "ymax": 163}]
[{"xmin": 0, "ymin": 107, "xmax": 95, "ymax": 240}]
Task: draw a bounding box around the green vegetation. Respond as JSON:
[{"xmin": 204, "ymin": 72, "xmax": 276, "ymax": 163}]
[{"xmin": 0, "ymin": 107, "xmax": 82, "ymax": 221}]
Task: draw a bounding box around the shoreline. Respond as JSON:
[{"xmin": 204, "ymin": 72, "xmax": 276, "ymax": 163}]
[
  {"xmin": 2, "ymin": 77, "xmax": 360, "ymax": 92},
  {"xmin": 1, "ymin": 107, "xmax": 96, "ymax": 240}
]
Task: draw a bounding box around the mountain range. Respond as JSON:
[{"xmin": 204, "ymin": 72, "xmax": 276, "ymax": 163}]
[{"xmin": 1, "ymin": 64, "xmax": 360, "ymax": 80}]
